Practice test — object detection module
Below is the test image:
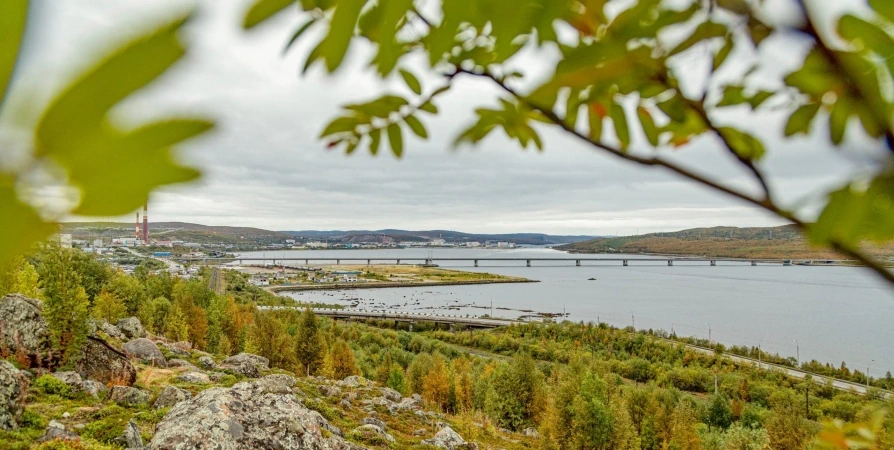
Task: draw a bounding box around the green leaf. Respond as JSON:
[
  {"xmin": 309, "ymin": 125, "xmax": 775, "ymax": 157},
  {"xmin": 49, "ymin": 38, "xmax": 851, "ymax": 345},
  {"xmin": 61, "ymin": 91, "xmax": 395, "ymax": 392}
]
[
  {"xmin": 717, "ymin": 86, "xmax": 747, "ymax": 107},
  {"xmin": 637, "ymin": 107, "xmax": 660, "ymax": 146},
  {"xmin": 829, "ymin": 98, "xmax": 851, "ymax": 145},
  {"xmin": 0, "ymin": 0, "xmax": 28, "ymax": 108},
  {"xmin": 419, "ymin": 101, "xmax": 438, "ymax": 114},
  {"xmin": 283, "ymin": 18, "xmax": 317, "ymax": 55},
  {"xmin": 713, "ymin": 35, "xmax": 734, "ymax": 71},
  {"xmin": 784, "ymin": 104, "xmax": 821, "ymax": 137},
  {"xmin": 387, "ymin": 122, "xmax": 403, "ymax": 157},
  {"xmin": 609, "ymin": 102, "xmax": 630, "ymax": 150},
  {"xmin": 810, "ymin": 169, "xmax": 894, "ymax": 246},
  {"xmin": 319, "ymin": 0, "xmax": 365, "ymax": 72},
  {"xmin": 244, "ymin": 0, "xmax": 295, "ymax": 29},
  {"xmin": 838, "ymin": 14, "xmax": 894, "ymax": 76},
  {"xmin": 404, "ymin": 114, "xmax": 427, "ymax": 138},
  {"xmin": 588, "ymin": 104, "xmax": 604, "ymax": 141},
  {"xmin": 0, "ymin": 175, "xmax": 57, "ymax": 267},
  {"xmin": 869, "ymin": 0, "xmax": 894, "ymax": 24},
  {"xmin": 320, "ymin": 116, "xmax": 359, "ymax": 138},
  {"xmin": 718, "ymin": 127, "xmax": 765, "ymax": 161},
  {"xmin": 716, "ymin": 0, "xmax": 750, "ymax": 15},
  {"xmin": 669, "ymin": 21, "xmax": 727, "ymax": 56},
  {"xmin": 747, "ymin": 91, "xmax": 773, "ymax": 109},
  {"xmin": 368, "ymin": 128, "xmax": 381, "ymax": 155},
  {"xmin": 399, "ymin": 69, "xmax": 422, "ymax": 95},
  {"xmin": 36, "ymin": 12, "xmax": 212, "ymax": 216},
  {"xmin": 344, "ymin": 95, "xmax": 408, "ymax": 118},
  {"xmin": 657, "ymin": 96, "xmax": 686, "ymax": 122}
]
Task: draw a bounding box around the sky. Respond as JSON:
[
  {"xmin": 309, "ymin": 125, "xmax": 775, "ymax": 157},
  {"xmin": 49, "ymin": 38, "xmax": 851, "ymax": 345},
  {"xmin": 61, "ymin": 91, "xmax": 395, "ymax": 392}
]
[{"xmin": 5, "ymin": 0, "xmax": 888, "ymax": 235}]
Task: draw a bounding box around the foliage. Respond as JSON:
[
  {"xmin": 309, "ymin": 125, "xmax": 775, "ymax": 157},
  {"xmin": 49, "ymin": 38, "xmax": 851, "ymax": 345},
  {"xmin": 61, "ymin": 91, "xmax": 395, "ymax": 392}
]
[
  {"xmin": 38, "ymin": 247, "xmax": 90, "ymax": 367},
  {"xmin": 32, "ymin": 374, "xmax": 73, "ymax": 398},
  {"xmin": 325, "ymin": 339, "xmax": 359, "ymax": 379},
  {"xmin": 92, "ymin": 291, "xmax": 127, "ymax": 324},
  {"xmin": 296, "ymin": 307, "xmax": 324, "ymax": 375}
]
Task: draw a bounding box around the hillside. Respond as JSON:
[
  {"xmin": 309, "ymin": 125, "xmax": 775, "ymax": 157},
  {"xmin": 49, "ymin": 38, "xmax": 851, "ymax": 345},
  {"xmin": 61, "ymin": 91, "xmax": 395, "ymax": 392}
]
[
  {"xmin": 557, "ymin": 225, "xmax": 894, "ymax": 260},
  {"xmin": 61, "ymin": 222, "xmax": 292, "ymax": 245},
  {"xmin": 282, "ymin": 229, "xmax": 594, "ymax": 245}
]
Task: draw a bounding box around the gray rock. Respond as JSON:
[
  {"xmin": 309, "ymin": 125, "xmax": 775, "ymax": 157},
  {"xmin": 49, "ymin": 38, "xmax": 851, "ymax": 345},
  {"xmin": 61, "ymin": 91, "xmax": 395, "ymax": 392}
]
[
  {"xmin": 321, "ymin": 386, "xmax": 342, "ymax": 397},
  {"xmin": 197, "ymin": 356, "xmax": 216, "ymax": 369},
  {"xmin": 380, "ymin": 387, "xmax": 402, "ymax": 403},
  {"xmin": 123, "ymin": 338, "xmax": 167, "ymax": 367},
  {"xmin": 99, "ymin": 320, "xmax": 125, "ymax": 339},
  {"xmin": 0, "ymin": 360, "xmax": 27, "ymax": 430},
  {"xmin": 396, "ymin": 396, "xmax": 422, "ymax": 411},
  {"xmin": 51, "ymin": 371, "xmax": 84, "ymax": 390},
  {"xmin": 208, "ymin": 372, "xmax": 229, "ymax": 382},
  {"xmin": 166, "ymin": 359, "xmax": 197, "ymax": 370},
  {"xmin": 76, "ymin": 336, "xmax": 137, "ymax": 386},
  {"xmin": 414, "ymin": 428, "xmax": 428, "ymax": 436},
  {"xmin": 522, "ymin": 427, "xmax": 539, "ymax": 438},
  {"xmin": 338, "ymin": 375, "xmax": 368, "ymax": 387},
  {"xmin": 166, "ymin": 341, "xmax": 192, "ymax": 356},
  {"xmin": 37, "ymin": 420, "xmax": 80, "ymax": 443},
  {"xmin": 255, "ymin": 374, "xmax": 296, "ymax": 394},
  {"xmin": 148, "ymin": 377, "xmax": 364, "ymax": 449},
  {"xmin": 176, "ymin": 372, "xmax": 211, "ymax": 384},
  {"xmin": 422, "ymin": 426, "xmax": 478, "ymax": 450},
  {"xmin": 82, "ymin": 379, "xmax": 108, "ymax": 399},
  {"xmin": 219, "ymin": 353, "xmax": 268, "ymax": 378},
  {"xmin": 361, "ymin": 417, "xmax": 386, "ymax": 430},
  {"xmin": 116, "ymin": 317, "xmax": 146, "ymax": 339},
  {"xmin": 109, "ymin": 386, "xmax": 149, "ymax": 406},
  {"xmin": 352, "ymin": 424, "xmax": 395, "ymax": 443},
  {"xmin": 124, "ymin": 419, "xmax": 143, "ymax": 449},
  {"xmin": 153, "ymin": 385, "xmax": 192, "ymax": 410},
  {"xmin": 0, "ymin": 294, "xmax": 50, "ymax": 367},
  {"xmin": 340, "ymin": 399, "xmax": 352, "ymax": 409}
]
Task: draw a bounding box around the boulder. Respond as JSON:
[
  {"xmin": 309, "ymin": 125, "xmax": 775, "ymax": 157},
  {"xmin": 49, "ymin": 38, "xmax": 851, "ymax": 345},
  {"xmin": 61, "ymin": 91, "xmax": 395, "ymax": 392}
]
[
  {"xmin": 109, "ymin": 386, "xmax": 149, "ymax": 407},
  {"xmin": 123, "ymin": 338, "xmax": 167, "ymax": 367},
  {"xmin": 379, "ymin": 387, "xmax": 402, "ymax": 403},
  {"xmin": 0, "ymin": 294, "xmax": 50, "ymax": 367},
  {"xmin": 352, "ymin": 424, "xmax": 395, "ymax": 443},
  {"xmin": 99, "ymin": 321, "xmax": 125, "ymax": 340},
  {"xmin": 153, "ymin": 385, "xmax": 192, "ymax": 410},
  {"xmin": 82, "ymin": 380, "xmax": 109, "ymax": 399},
  {"xmin": 396, "ymin": 396, "xmax": 422, "ymax": 411},
  {"xmin": 522, "ymin": 427, "xmax": 539, "ymax": 438},
  {"xmin": 255, "ymin": 374, "xmax": 296, "ymax": 394},
  {"xmin": 167, "ymin": 359, "xmax": 198, "ymax": 370},
  {"xmin": 76, "ymin": 336, "xmax": 137, "ymax": 386},
  {"xmin": 321, "ymin": 386, "xmax": 342, "ymax": 398},
  {"xmin": 361, "ymin": 417, "xmax": 386, "ymax": 430},
  {"xmin": 338, "ymin": 375, "xmax": 368, "ymax": 388},
  {"xmin": 219, "ymin": 353, "xmax": 268, "ymax": 378},
  {"xmin": 148, "ymin": 375, "xmax": 364, "ymax": 450},
  {"xmin": 176, "ymin": 372, "xmax": 211, "ymax": 384},
  {"xmin": 37, "ymin": 420, "xmax": 80, "ymax": 443},
  {"xmin": 198, "ymin": 355, "xmax": 216, "ymax": 369},
  {"xmin": 166, "ymin": 341, "xmax": 192, "ymax": 356},
  {"xmin": 422, "ymin": 426, "xmax": 478, "ymax": 450},
  {"xmin": 0, "ymin": 360, "xmax": 27, "ymax": 430},
  {"xmin": 116, "ymin": 317, "xmax": 146, "ymax": 339},
  {"xmin": 124, "ymin": 419, "xmax": 144, "ymax": 449},
  {"xmin": 51, "ymin": 371, "xmax": 84, "ymax": 391}
]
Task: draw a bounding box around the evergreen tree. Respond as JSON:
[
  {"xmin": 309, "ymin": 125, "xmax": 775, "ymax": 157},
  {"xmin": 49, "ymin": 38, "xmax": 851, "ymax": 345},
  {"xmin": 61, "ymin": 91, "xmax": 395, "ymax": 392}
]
[
  {"xmin": 705, "ymin": 394, "xmax": 734, "ymax": 429},
  {"xmin": 12, "ymin": 261, "xmax": 41, "ymax": 299},
  {"xmin": 295, "ymin": 307, "xmax": 324, "ymax": 376},
  {"xmin": 453, "ymin": 357, "xmax": 473, "ymax": 413},
  {"xmin": 486, "ymin": 352, "xmax": 543, "ymax": 431},
  {"xmin": 376, "ymin": 351, "xmax": 393, "ymax": 383},
  {"xmin": 38, "ymin": 248, "xmax": 90, "ymax": 367},
  {"xmin": 92, "ymin": 290, "xmax": 126, "ymax": 323},
  {"xmin": 387, "ymin": 366, "xmax": 407, "ymax": 395},
  {"xmin": 165, "ymin": 303, "xmax": 190, "ymax": 342},
  {"xmin": 103, "ymin": 272, "xmax": 146, "ymax": 315},
  {"xmin": 325, "ymin": 339, "xmax": 359, "ymax": 379}
]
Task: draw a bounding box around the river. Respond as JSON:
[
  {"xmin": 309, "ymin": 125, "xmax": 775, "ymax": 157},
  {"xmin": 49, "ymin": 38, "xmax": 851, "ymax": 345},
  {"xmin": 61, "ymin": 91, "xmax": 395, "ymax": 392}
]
[{"xmin": 236, "ymin": 247, "xmax": 894, "ymax": 374}]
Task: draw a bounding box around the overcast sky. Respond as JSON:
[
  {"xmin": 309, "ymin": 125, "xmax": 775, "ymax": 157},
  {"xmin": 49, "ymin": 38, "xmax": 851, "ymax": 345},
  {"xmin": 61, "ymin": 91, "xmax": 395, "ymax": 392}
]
[{"xmin": 8, "ymin": 0, "xmax": 887, "ymax": 235}]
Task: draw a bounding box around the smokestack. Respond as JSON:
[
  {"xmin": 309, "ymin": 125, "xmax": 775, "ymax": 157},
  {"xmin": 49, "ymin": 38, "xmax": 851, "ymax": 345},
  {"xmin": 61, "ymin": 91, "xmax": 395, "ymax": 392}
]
[
  {"xmin": 142, "ymin": 204, "xmax": 148, "ymax": 243},
  {"xmin": 135, "ymin": 212, "xmax": 140, "ymax": 240}
]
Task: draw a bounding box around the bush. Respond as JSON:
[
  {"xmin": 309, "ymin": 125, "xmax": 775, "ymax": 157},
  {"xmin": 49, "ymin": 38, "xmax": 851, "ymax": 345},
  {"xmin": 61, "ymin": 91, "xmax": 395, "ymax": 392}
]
[{"xmin": 33, "ymin": 375, "xmax": 73, "ymax": 398}]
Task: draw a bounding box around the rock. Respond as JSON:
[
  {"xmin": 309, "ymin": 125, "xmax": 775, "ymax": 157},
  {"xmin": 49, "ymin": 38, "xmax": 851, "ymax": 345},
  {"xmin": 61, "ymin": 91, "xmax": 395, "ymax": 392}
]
[
  {"xmin": 414, "ymin": 428, "xmax": 428, "ymax": 436},
  {"xmin": 99, "ymin": 320, "xmax": 125, "ymax": 340},
  {"xmin": 338, "ymin": 375, "xmax": 368, "ymax": 387},
  {"xmin": 352, "ymin": 424, "xmax": 395, "ymax": 443},
  {"xmin": 82, "ymin": 380, "xmax": 109, "ymax": 399},
  {"xmin": 361, "ymin": 417, "xmax": 386, "ymax": 430},
  {"xmin": 153, "ymin": 385, "xmax": 192, "ymax": 410},
  {"xmin": 166, "ymin": 341, "xmax": 192, "ymax": 356},
  {"xmin": 219, "ymin": 353, "xmax": 268, "ymax": 378},
  {"xmin": 340, "ymin": 399, "xmax": 352, "ymax": 409},
  {"xmin": 76, "ymin": 336, "xmax": 137, "ymax": 386},
  {"xmin": 321, "ymin": 386, "xmax": 342, "ymax": 398},
  {"xmin": 109, "ymin": 386, "xmax": 149, "ymax": 407},
  {"xmin": 255, "ymin": 374, "xmax": 295, "ymax": 394},
  {"xmin": 62, "ymin": 412, "xmax": 71, "ymax": 419},
  {"xmin": 343, "ymin": 392, "xmax": 357, "ymax": 402},
  {"xmin": 166, "ymin": 359, "xmax": 197, "ymax": 370},
  {"xmin": 380, "ymin": 387, "xmax": 402, "ymax": 403},
  {"xmin": 0, "ymin": 294, "xmax": 50, "ymax": 367},
  {"xmin": 51, "ymin": 371, "xmax": 84, "ymax": 391},
  {"xmin": 176, "ymin": 372, "xmax": 211, "ymax": 384},
  {"xmin": 422, "ymin": 426, "xmax": 478, "ymax": 450},
  {"xmin": 124, "ymin": 419, "xmax": 143, "ymax": 449},
  {"xmin": 148, "ymin": 377, "xmax": 363, "ymax": 450},
  {"xmin": 208, "ymin": 372, "xmax": 229, "ymax": 382},
  {"xmin": 522, "ymin": 427, "xmax": 539, "ymax": 438},
  {"xmin": 197, "ymin": 356, "xmax": 216, "ymax": 369},
  {"xmin": 116, "ymin": 317, "xmax": 146, "ymax": 339},
  {"xmin": 396, "ymin": 396, "xmax": 422, "ymax": 411},
  {"xmin": 123, "ymin": 338, "xmax": 167, "ymax": 367},
  {"xmin": 37, "ymin": 420, "xmax": 80, "ymax": 443},
  {"xmin": 0, "ymin": 360, "xmax": 27, "ymax": 430}
]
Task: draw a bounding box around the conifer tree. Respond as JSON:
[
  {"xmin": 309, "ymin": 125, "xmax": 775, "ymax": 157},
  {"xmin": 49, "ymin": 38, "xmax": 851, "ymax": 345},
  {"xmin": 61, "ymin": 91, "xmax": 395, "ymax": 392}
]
[
  {"xmin": 12, "ymin": 261, "xmax": 40, "ymax": 299},
  {"xmin": 375, "ymin": 351, "xmax": 393, "ymax": 383},
  {"xmin": 92, "ymin": 291, "xmax": 126, "ymax": 323},
  {"xmin": 38, "ymin": 247, "xmax": 90, "ymax": 367},
  {"xmin": 387, "ymin": 366, "xmax": 408, "ymax": 395},
  {"xmin": 296, "ymin": 307, "xmax": 324, "ymax": 376},
  {"xmin": 165, "ymin": 303, "xmax": 190, "ymax": 342},
  {"xmin": 325, "ymin": 339, "xmax": 359, "ymax": 379}
]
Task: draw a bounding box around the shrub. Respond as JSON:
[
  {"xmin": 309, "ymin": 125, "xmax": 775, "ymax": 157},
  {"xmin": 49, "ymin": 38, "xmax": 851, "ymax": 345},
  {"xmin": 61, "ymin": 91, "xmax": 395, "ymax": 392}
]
[{"xmin": 33, "ymin": 375, "xmax": 73, "ymax": 398}]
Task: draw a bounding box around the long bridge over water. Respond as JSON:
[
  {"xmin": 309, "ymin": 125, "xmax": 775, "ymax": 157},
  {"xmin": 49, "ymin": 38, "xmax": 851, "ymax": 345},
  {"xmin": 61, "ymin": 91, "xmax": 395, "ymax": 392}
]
[{"xmin": 178, "ymin": 256, "xmax": 853, "ymax": 267}]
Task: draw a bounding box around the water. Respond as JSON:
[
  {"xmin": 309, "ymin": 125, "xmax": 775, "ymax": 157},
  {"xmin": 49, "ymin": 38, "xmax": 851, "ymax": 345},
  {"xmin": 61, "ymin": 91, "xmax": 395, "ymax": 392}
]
[{"xmin": 237, "ymin": 247, "xmax": 894, "ymax": 373}]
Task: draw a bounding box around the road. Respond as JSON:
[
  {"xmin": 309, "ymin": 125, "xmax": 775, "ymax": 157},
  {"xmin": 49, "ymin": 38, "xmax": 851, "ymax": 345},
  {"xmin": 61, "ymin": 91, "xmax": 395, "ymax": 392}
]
[{"xmin": 122, "ymin": 247, "xmax": 181, "ymax": 271}]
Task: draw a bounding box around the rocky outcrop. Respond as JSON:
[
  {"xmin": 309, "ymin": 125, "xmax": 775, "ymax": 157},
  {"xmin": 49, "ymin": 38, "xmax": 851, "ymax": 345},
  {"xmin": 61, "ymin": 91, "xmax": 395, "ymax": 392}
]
[
  {"xmin": 198, "ymin": 356, "xmax": 216, "ymax": 369},
  {"xmin": 0, "ymin": 294, "xmax": 50, "ymax": 367},
  {"xmin": 522, "ymin": 427, "xmax": 539, "ymax": 438},
  {"xmin": 164, "ymin": 341, "xmax": 192, "ymax": 356},
  {"xmin": 37, "ymin": 420, "xmax": 80, "ymax": 443},
  {"xmin": 153, "ymin": 385, "xmax": 192, "ymax": 410},
  {"xmin": 123, "ymin": 338, "xmax": 167, "ymax": 367},
  {"xmin": 338, "ymin": 375, "xmax": 368, "ymax": 388},
  {"xmin": 124, "ymin": 419, "xmax": 144, "ymax": 449},
  {"xmin": 76, "ymin": 336, "xmax": 137, "ymax": 386},
  {"xmin": 0, "ymin": 360, "xmax": 27, "ymax": 430},
  {"xmin": 99, "ymin": 321, "xmax": 125, "ymax": 340},
  {"xmin": 166, "ymin": 359, "xmax": 198, "ymax": 370},
  {"xmin": 422, "ymin": 426, "xmax": 478, "ymax": 450},
  {"xmin": 219, "ymin": 353, "xmax": 268, "ymax": 378},
  {"xmin": 176, "ymin": 372, "xmax": 210, "ymax": 384},
  {"xmin": 116, "ymin": 317, "xmax": 145, "ymax": 339},
  {"xmin": 351, "ymin": 424, "xmax": 395, "ymax": 443},
  {"xmin": 379, "ymin": 387, "xmax": 402, "ymax": 403},
  {"xmin": 360, "ymin": 417, "xmax": 386, "ymax": 430},
  {"xmin": 109, "ymin": 386, "xmax": 149, "ymax": 407},
  {"xmin": 149, "ymin": 375, "xmax": 364, "ymax": 450}
]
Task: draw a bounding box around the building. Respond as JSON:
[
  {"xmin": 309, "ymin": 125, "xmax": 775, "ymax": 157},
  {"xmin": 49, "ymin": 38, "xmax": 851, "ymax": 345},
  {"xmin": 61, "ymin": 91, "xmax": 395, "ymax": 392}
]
[
  {"xmin": 307, "ymin": 241, "xmax": 329, "ymax": 248},
  {"xmin": 465, "ymin": 241, "xmax": 481, "ymax": 247},
  {"xmin": 93, "ymin": 239, "xmax": 103, "ymax": 248},
  {"xmin": 57, "ymin": 234, "xmax": 72, "ymax": 249},
  {"xmin": 429, "ymin": 238, "xmax": 446, "ymax": 246},
  {"xmin": 153, "ymin": 251, "xmax": 172, "ymax": 257},
  {"xmin": 341, "ymin": 274, "xmax": 358, "ymax": 282},
  {"xmin": 249, "ymin": 277, "xmax": 269, "ymax": 286},
  {"xmin": 112, "ymin": 237, "xmax": 137, "ymax": 247}
]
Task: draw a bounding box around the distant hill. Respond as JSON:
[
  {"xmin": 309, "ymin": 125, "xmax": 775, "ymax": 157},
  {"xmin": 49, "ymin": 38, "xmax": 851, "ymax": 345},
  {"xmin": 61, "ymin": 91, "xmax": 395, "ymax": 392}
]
[
  {"xmin": 281, "ymin": 229, "xmax": 594, "ymax": 245},
  {"xmin": 556, "ymin": 225, "xmax": 894, "ymax": 260}
]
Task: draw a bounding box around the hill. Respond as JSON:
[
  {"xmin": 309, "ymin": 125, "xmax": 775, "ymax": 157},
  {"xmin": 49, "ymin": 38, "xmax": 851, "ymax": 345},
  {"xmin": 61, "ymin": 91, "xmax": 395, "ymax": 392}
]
[
  {"xmin": 282, "ymin": 229, "xmax": 594, "ymax": 245},
  {"xmin": 60, "ymin": 222, "xmax": 292, "ymax": 245},
  {"xmin": 556, "ymin": 225, "xmax": 894, "ymax": 260}
]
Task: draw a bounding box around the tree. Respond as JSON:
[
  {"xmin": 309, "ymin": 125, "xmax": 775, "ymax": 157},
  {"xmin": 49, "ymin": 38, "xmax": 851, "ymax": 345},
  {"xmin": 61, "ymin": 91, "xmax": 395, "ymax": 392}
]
[
  {"xmin": 164, "ymin": 303, "xmax": 189, "ymax": 343},
  {"xmin": 706, "ymin": 394, "xmax": 734, "ymax": 429},
  {"xmin": 387, "ymin": 366, "xmax": 408, "ymax": 395},
  {"xmin": 38, "ymin": 247, "xmax": 90, "ymax": 367},
  {"xmin": 423, "ymin": 353, "xmax": 451, "ymax": 410},
  {"xmin": 248, "ymin": 312, "xmax": 295, "ymax": 370},
  {"xmin": 11, "ymin": 260, "xmax": 40, "ymax": 299},
  {"xmin": 92, "ymin": 291, "xmax": 126, "ymax": 324},
  {"xmin": 486, "ymin": 352, "xmax": 543, "ymax": 430},
  {"xmin": 325, "ymin": 339, "xmax": 359, "ymax": 380},
  {"xmin": 295, "ymin": 307, "xmax": 324, "ymax": 376},
  {"xmin": 375, "ymin": 351, "xmax": 393, "ymax": 384},
  {"xmin": 453, "ymin": 357, "xmax": 473, "ymax": 413},
  {"xmin": 103, "ymin": 273, "xmax": 147, "ymax": 315},
  {"xmin": 138, "ymin": 296, "xmax": 171, "ymax": 334},
  {"xmin": 243, "ymin": 0, "xmax": 894, "ymax": 288}
]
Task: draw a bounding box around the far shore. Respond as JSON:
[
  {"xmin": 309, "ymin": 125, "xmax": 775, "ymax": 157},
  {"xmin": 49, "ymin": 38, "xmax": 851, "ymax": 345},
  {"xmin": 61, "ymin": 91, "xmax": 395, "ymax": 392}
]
[{"xmin": 268, "ymin": 278, "xmax": 537, "ymax": 293}]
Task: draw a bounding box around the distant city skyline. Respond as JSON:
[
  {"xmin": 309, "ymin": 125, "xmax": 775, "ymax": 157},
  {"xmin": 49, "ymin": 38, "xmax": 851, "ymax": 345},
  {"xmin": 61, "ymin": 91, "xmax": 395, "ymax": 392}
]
[{"xmin": 17, "ymin": 0, "xmax": 884, "ymax": 236}]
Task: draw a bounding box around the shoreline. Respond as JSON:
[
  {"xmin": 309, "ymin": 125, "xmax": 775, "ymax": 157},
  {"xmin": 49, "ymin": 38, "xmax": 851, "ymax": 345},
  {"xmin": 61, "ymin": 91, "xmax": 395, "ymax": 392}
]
[{"xmin": 268, "ymin": 278, "xmax": 537, "ymax": 293}]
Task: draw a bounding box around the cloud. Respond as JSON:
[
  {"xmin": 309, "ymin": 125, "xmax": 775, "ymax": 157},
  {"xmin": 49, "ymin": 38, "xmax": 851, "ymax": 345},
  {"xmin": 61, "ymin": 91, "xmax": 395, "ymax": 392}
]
[{"xmin": 13, "ymin": 0, "xmax": 887, "ymax": 235}]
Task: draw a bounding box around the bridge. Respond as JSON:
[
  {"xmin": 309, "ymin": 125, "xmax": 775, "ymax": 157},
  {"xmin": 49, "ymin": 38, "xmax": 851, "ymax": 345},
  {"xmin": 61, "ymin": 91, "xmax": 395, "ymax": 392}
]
[
  {"xmin": 176, "ymin": 256, "xmax": 853, "ymax": 267},
  {"xmin": 258, "ymin": 307, "xmax": 517, "ymax": 329}
]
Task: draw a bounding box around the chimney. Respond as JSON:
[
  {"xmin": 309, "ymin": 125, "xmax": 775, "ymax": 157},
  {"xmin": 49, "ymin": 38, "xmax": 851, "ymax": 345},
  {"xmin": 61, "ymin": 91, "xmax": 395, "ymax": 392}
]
[
  {"xmin": 142, "ymin": 204, "xmax": 148, "ymax": 242},
  {"xmin": 135, "ymin": 212, "xmax": 140, "ymax": 240}
]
